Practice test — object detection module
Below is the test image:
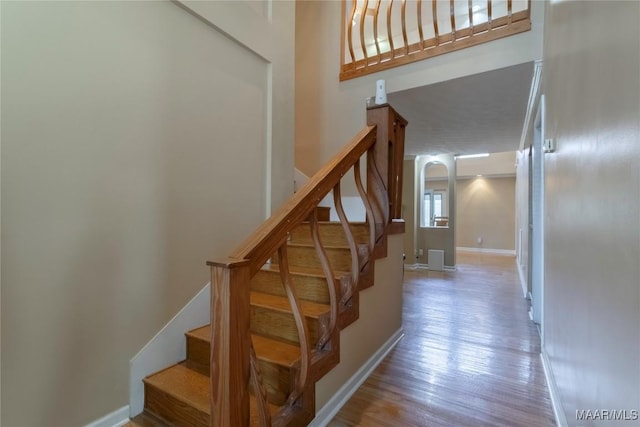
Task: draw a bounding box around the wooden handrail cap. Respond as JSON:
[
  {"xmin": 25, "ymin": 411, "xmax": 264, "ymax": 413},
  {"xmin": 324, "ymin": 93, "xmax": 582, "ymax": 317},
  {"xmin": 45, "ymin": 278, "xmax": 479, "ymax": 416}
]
[{"xmin": 206, "ymin": 257, "xmax": 250, "ymax": 268}]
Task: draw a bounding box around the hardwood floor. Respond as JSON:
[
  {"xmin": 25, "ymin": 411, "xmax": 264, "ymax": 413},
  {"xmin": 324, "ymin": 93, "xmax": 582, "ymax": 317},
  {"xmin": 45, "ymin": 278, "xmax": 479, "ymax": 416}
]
[{"xmin": 329, "ymin": 252, "xmax": 555, "ymax": 427}]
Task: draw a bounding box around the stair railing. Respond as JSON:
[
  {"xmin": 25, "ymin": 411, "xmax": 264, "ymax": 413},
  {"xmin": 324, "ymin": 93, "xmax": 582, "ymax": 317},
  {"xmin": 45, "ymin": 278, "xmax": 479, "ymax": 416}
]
[
  {"xmin": 207, "ymin": 104, "xmax": 407, "ymax": 426},
  {"xmin": 341, "ymin": 0, "xmax": 532, "ymax": 81}
]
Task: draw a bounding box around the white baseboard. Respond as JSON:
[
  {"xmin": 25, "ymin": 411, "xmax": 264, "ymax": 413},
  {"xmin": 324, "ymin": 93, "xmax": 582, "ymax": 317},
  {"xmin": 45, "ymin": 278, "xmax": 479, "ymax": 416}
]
[
  {"xmin": 309, "ymin": 328, "xmax": 405, "ymax": 427},
  {"xmin": 457, "ymin": 247, "xmax": 516, "ymax": 256},
  {"xmin": 84, "ymin": 405, "xmax": 129, "ymax": 427},
  {"xmin": 404, "ymin": 263, "xmax": 456, "ymax": 271},
  {"xmin": 129, "ymin": 282, "xmax": 210, "ymax": 417},
  {"xmin": 517, "ymin": 262, "xmax": 528, "ymax": 298},
  {"xmin": 541, "ymin": 349, "xmax": 568, "ymax": 427}
]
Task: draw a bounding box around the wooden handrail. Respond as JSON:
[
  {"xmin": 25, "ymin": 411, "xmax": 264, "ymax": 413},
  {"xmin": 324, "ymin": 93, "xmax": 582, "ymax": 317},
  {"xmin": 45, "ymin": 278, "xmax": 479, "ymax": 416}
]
[
  {"xmin": 208, "ymin": 104, "xmax": 407, "ymax": 426},
  {"xmin": 340, "ymin": 0, "xmax": 531, "ymax": 81},
  {"xmin": 216, "ymin": 125, "xmax": 377, "ymax": 275}
]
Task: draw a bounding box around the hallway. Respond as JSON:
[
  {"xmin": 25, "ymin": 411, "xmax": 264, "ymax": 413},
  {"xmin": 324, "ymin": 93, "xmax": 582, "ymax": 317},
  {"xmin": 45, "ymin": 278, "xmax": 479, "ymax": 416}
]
[{"xmin": 330, "ymin": 252, "xmax": 555, "ymax": 426}]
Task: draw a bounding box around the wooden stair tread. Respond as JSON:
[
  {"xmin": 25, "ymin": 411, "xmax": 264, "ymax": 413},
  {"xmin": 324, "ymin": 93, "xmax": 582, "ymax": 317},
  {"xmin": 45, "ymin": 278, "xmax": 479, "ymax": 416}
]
[
  {"xmin": 187, "ymin": 325, "xmax": 301, "ymax": 368},
  {"xmin": 252, "ymin": 334, "xmax": 301, "ymax": 367},
  {"xmin": 286, "ymin": 242, "xmax": 353, "ymax": 250},
  {"xmin": 186, "ymin": 325, "xmax": 209, "ymax": 341},
  {"xmin": 251, "ymin": 291, "xmax": 330, "ymax": 318},
  {"xmin": 143, "ymin": 363, "xmax": 279, "ymax": 422},
  {"xmin": 260, "ymin": 263, "xmax": 350, "ymax": 278}
]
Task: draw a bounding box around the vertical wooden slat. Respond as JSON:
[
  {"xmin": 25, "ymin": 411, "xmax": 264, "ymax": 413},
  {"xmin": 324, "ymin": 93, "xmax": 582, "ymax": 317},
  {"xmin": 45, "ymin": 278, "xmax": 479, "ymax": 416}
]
[
  {"xmin": 333, "ymin": 182, "xmax": 359, "ymax": 301},
  {"xmin": 450, "ymin": 0, "xmax": 457, "ymax": 39},
  {"xmin": 373, "ymin": 0, "xmax": 382, "ymax": 59},
  {"xmin": 417, "ymin": 0, "xmax": 424, "ymax": 49},
  {"xmin": 347, "ymin": 0, "xmax": 357, "ymax": 69},
  {"xmin": 386, "ymin": 0, "xmax": 395, "ymax": 57},
  {"xmin": 308, "ymin": 210, "xmax": 339, "ymax": 348},
  {"xmin": 359, "ymin": 0, "xmax": 370, "ymax": 64},
  {"xmin": 487, "ymin": 0, "xmax": 493, "ymax": 29},
  {"xmin": 507, "ymin": 0, "xmax": 512, "ymax": 24},
  {"xmin": 432, "ymin": 0, "xmax": 440, "ymax": 45},
  {"xmin": 277, "ymin": 244, "xmax": 311, "ymax": 405},
  {"xmin": 390, "ymin": 119, "xmax": 406, "ymax": 219},
  {"xmin": 401, "ymin": 0, "xmax": 409, "ymax": 55},
  {"xmin": 209, "ymin": 259, "xmax": 251, "ymax": 427},
  {"xmin": 468, "ymin": 0, "xmax": 474, "ymax": 31}
]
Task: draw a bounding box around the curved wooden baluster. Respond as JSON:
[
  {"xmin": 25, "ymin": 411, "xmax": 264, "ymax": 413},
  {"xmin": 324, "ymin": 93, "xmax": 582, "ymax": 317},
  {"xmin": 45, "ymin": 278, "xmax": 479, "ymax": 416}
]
[
  {"xmin": 401, "ymin": 0, "xmax": 409, "ymax": 55},
  {"xmin": 333, "ymin": 182, "xmax": 359, "ymax": 303},
  {"xmin": 450, "ymin": 0, "xmax": 456, "ymax": 40},
  {"xmin": 386, "ymin": 0, "xmax": 395, "ymax": 57},
  {"xmin": 367, "ymin": 151, "xmax": 391, "ymax": 229},
  {"xmin": 277, "ymin": 244, "xmax": 311, "ymax": 406},
  {"xmin": 432, "ymin": 0, "xmax": 440, "ymax": 45},
  {"xmin": 507, "ymin": 0, "xmax": 513, "ymax": 25},
  {"xmin": 373, "ymin": 0, "xmax": 382, "ymax": 59},
  {"xmin": 354, "ymin": 160, "xmax": 376, "ymax": 257},
  {"xmin": 417, "ymin": 0, "xmax": 424, "ymax": 50},
  {"xmin": 347, "ymin": 0, "xmax": 357, "ymax": 68},
  {"xmin": 359, "ymin": 0, "xmax": 369, "ymax": 65},
  {"xmin": 249, "ymin": 342, "xmax": 271, "ymax": 427},
  {"xmin": 468, "ymin": 0, "xmax": 474, "ymax": 32},
  {"xmin": 308, "ymin": 209, "xmax": 338, "ymax": 349}
]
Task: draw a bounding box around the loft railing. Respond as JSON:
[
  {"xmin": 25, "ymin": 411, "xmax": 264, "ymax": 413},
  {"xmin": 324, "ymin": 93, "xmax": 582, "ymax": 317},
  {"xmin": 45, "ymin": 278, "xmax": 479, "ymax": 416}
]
[
  {"xmin": 341, "ymin": 0, "xmax": 532, "ymax": 80},
  {"xmin": 207, "ymin": 104, "xmax": 407, "ymax": 426}
]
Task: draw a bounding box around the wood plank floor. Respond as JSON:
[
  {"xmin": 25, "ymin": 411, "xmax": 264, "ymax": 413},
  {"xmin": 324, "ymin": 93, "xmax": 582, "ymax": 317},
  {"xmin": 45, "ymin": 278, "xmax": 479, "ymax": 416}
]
[{"xmin": 329, "ymin": 252, "xmax": 556, "ymax": 427}]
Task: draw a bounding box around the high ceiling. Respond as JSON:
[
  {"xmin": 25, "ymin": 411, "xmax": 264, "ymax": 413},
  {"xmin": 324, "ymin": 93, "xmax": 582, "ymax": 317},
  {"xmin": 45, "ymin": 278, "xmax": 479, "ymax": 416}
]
[{"xmin": 387, "ymin": 62, "xmax": 534, "ymax": 158}]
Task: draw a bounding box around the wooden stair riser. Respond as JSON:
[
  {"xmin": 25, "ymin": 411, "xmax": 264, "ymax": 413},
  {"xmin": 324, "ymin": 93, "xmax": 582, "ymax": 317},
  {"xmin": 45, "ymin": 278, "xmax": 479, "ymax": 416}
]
[
  {"xmin": 289, "ymin": 222, "xmax": 370, "ymax": 247},
  {"xmin": 272, "ymin": 244, "xmax": 367, "ymax": 272},
  {"xmin": 143, "ymin": 383, "xmax": 208, "ymax": 427},
  {"xmin": 186, "ymin": 336, "xmax": 209, "ymax": 369},
  {"xmin": 256, "ymin": 359, "xmax": 295, "ymax": 406},
  {"xmin": 250, "ymin": 305, "xmax": 328, "ymax": 346},
  {"xmin": 251, "ymin": 269, "xmax": 353, "ymax": 305}
]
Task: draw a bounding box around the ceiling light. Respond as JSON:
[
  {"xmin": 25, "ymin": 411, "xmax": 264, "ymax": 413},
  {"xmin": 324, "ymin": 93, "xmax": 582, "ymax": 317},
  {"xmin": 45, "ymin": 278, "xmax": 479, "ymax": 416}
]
[{"xmin": 456, "ymin": 153, "xmax": 490, "ymax": 159}]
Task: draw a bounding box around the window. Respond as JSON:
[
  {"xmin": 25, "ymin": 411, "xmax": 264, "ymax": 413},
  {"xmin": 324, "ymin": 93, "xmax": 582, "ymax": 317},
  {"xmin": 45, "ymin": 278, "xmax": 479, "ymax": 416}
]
[{"xmin": 421, "ymin": 189, "xmax": 447, "ymax": 227}]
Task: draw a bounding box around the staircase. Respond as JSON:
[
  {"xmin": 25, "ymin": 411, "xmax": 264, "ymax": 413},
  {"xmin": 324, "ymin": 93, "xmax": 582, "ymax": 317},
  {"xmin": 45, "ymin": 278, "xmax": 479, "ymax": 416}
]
[{"xmin": 129, "ymin": 105, "xmax": 407, "ymax": 426}]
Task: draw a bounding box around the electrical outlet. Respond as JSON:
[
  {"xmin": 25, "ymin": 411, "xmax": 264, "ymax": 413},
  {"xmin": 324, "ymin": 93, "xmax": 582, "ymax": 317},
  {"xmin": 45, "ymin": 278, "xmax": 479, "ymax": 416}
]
[
  {"xmin": 418, "ymin": 248, "xmax": 424, "ymax": 256},
  {"xmin": 477, "ymin": 237, "xmax": 483, "ymax": 245}
]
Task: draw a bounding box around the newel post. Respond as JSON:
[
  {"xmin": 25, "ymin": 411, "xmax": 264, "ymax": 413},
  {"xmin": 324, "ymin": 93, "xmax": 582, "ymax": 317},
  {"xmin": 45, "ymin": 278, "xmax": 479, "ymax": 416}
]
[
  {"xmin": 366, "ymin": 104, "xmax": 408, "ymax": 225},
  {"xmin": 207, "ymin": 258, "xmax": 251, "ymax": 426}
]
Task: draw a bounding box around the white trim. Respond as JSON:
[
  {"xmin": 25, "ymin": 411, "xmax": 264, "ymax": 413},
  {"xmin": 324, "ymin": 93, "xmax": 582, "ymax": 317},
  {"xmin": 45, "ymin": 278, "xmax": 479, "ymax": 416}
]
[
  {"xmin": 517, "ymin": 261, "xmax": 528, "ymax": 298},
  {"xmin": 84, "ymin": 405, "xmax": 130, "ymax": 427},
  {"xmin": 541, "ymin": 349, "xmax": 568, "ymax": 427},
  {"xmin": 404, "ymin": 263, "xmax": 456, "ymax": 271},
  {"xmin": 456, "ymin": 247, "xmax": 516, "ymax": 256},
  {"xmin": 519, "ymin": 60, "xmax": 543, "ymax": 151},
  {"xmin": 309, "ymin": 329, "xmax": 405, "ymax": 427},
  {"xmin": 129, "ymin": 282, "xmax": 210, "ymax": 417}
]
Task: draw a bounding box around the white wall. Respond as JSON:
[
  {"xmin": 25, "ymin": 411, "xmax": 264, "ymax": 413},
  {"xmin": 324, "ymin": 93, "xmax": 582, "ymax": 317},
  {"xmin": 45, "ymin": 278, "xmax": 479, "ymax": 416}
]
[
  {"xmin": 1, "ymin": 1, "xmax": 295, "ymax": 425},
  {"xmin": 542, "ymin": 1, "xmax": 640, "ymax": 424}
]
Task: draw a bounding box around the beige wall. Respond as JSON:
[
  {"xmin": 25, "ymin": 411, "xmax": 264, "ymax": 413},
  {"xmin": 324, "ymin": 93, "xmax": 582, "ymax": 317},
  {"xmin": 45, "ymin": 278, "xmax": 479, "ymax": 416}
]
[
  {"xmin": 1, "ymin": 1, "xmax": 294, "ymax": 425},
  {"xmin": 315, "ymin": 234, "xmax": 404, "ymax": 409},
  {"xmin": 456, "ymin": 177, "xmax": 516, "ymax": 251},
  {"xmin": 542, "ymin": 1, "xmax": 640, "ymax": 424}
]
